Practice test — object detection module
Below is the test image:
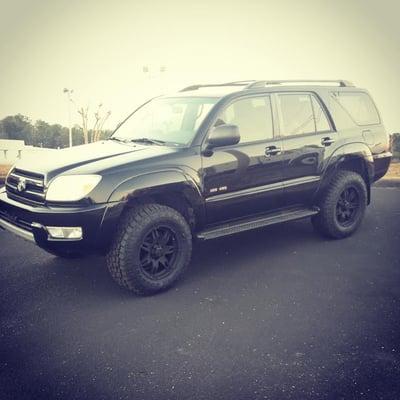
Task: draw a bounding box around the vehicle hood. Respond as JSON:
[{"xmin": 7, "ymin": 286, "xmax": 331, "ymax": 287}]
[{"xmin": 14, "ymin": 140, "xmax": 177, "ymax": 180}]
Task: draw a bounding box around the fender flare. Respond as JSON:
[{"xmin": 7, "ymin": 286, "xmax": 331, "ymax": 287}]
[
  {"xmin": 107, "ymin": 168, "xmax": 205, "ymax": 222},
  {"xmin": 317, "ymin": 142, "xmax": 374, "ymax": 202}
]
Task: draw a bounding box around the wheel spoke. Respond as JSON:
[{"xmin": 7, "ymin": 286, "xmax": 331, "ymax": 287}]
[
  {"xmin": 141, "ymin": 241, "xmax": 152, "ymax": 252},
  {"xmin": 164, "ymin": 245, "xmax": 175, "ymax": 255},
  {"xmin": 140, "ymin": 255, "xmax": 152, "ymax": 267},
  {"xmin": 151, "ymin": 229, "xmax": 160, "ymax": 242},
  {"xmin": 159, "ymin": 256, "xmax": 169, "ymax": 269},
  {"xmin": 151, "ymin": 259, "xmax": 159, "ymax": 274},
  {"xmin": 159, "ymin": 230, "xmax": 171, "ymax": 245}
]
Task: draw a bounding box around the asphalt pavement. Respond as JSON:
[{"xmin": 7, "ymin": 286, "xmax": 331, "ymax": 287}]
[{"xmin": 1, "ymin": 187, "xmax": 400, "ymax": 400}]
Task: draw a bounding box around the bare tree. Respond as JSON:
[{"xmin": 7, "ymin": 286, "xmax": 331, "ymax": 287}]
[
  {"xmin": 76, "ymin": 103, "xmax": 111, "ymax": 144},
  {"xmin": 66, "ymin": 91, "xmax": 111, "ymax": 144},
  {"xmin": 77, "ymin": 106, "xmax": 89, "ymax": 144},
  {"xmin": 92, "ymin": 104, "xmax": 112, "ymax": 142}
]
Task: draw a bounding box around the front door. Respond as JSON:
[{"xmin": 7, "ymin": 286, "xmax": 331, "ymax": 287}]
[{"xmin": 202, "ymin": 95, "xmax": 284, "ymax": 224}]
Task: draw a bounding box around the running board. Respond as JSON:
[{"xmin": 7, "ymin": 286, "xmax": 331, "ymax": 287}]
[{"xmin": 197, "ymin": 207, "xmax": 319, "ymax": 241}]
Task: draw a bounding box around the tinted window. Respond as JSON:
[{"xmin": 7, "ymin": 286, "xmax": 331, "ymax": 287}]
[
  {"xmin": 277, "ymin": 94, "xmax": 315, "ymax": 136},
  {"xmin": 335, "ymin": 92, "xmax": 380, "ymax": 125},
  {"xmin": 328, "ymin": 93, "xmax": 356, "ymax": 130},
  {"xmin": 216, "ymin": 96, "xmax": 274, "ymax": 143},
  {"xmin": 311, "ymin": 96, "xmax": 331, "ymax": 132},
  {"xmin": 277, "ymin": 93, "xmax": 332, "ymax": 136}
]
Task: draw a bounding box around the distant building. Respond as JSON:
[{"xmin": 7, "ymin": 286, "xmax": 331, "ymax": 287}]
[{"xmin": 0, "ymin": 139, "xmax": 57, "ymax": 165}]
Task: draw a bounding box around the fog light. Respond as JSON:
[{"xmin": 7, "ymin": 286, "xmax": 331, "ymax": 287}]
[{"xmin": 46, "ymin": 226, "xmax": 83, "ymax": 240}]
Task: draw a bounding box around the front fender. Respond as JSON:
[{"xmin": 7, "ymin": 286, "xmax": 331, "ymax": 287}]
[{"xmin": 108, "ymin": 168, "xmax": 204, "ymax": 217}]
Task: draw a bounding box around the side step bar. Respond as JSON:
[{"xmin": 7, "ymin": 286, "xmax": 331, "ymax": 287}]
[{"xmin": 196, "ymin": 207, "xmax": 319, "ymax": 241}]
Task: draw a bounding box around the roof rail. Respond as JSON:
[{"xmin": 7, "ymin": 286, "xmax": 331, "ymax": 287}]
[
  {"xmin": 179, "ymin": 80, "xmax": 355, "ymax": 92},
  {"xmin": 179, "ymin": 81, "xmax": 254, "ymax": 92},
  {"xmin": 245, "ymin": 80, "xmax": 354, "ymax": 89}
]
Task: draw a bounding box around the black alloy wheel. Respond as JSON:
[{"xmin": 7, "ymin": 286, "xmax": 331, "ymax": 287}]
[
  {"xmin": 311, "ymin": 170, "xmax": 367, "ymax": 239},
  {"xmin": 139, "ymin": 226, "xmax": 179, "ymax": 280},
  {"xmin": 107, "ymin": 203, "xmax": 192, "ymax": 295},
  {"xmin": 335, "ymin": 186, "xmax": 360, "ymax": 227}
]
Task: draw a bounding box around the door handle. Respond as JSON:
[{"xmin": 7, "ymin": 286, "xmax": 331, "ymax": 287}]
[
  {"xmin": 321, "ymin": 137, "xmax": 335, "ymax": 146},
  {"xmin": 265, "ymin": 146, "xmax": 281, "ymax": 156}
]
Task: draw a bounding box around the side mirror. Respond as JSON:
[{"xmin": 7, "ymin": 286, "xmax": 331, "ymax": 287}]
[{"xmin": 206, "ymin": 124, "xmax": 240, "ymax": 150}]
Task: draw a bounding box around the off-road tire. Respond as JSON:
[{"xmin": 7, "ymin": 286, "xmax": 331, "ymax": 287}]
[
  {"xmin": 106, "ymin": 203, "xmax": 192, "ymax": 295},
  {"xmin": 312, "ymin": 170, "xmax": 367, "ymax": 239}
]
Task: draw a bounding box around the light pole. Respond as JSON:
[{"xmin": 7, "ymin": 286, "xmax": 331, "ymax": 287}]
[
  {"xmin": 142, "ymin": 65, "xmax": 167, "ymax": 93},
  {"xmin": 63, "ymin": 88, "xmax": 73, "ymax": 147}
]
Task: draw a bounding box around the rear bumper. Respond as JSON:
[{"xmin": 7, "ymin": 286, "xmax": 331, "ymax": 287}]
[
  {"xmin": 373, "ymin": 151, "xmax": 392, "ymax": 181},
  {"xmin": 0, "ymin": 190, "xmax": 125, "ymax": 254}
]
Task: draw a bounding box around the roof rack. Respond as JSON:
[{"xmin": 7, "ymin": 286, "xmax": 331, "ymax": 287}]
[
  {"xmin": 179, "ymin": 79, "xmax": 354, "ymax": 92},
  {"xmin": 179, "ymin": 81, "xmax": 254, "ymax": 92},
  {"xmin": 245, "ymin": 80, "xmax": 354, "ymax": 89}
]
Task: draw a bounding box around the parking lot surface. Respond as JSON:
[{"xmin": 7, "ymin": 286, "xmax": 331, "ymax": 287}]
[{"xmin": 1, "ymin": 187, "xmax": 400, "ymax": 400}]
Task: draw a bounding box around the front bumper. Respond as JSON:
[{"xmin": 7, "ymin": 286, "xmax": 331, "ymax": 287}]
[{"xmin": 0, "ymin": 190, "xmax": 125, "ymax": 254}]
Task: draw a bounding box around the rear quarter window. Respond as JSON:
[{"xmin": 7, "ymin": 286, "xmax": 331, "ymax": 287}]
[{"xmin": 333, "ymin": 91, "xmax": 380, "ymax": 126}]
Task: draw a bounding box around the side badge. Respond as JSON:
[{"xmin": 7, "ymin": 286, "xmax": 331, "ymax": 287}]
[{"xmin": 210, "ymin": 186, "xmax": 228, "ymax": 193}]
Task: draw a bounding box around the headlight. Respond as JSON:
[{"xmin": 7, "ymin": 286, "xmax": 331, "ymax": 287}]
[{"xmin": 46, "ymin": 175, "xmax": 102, "ymax": 201}]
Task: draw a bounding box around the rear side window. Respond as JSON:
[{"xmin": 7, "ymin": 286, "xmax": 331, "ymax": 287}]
[
  {"xmin": 276, "ymin": 93, "xmax": 331, "ymax": 136},
  {"xmin": 216, "ymin": 96, "xmax": 274, "ymax": 143},
  {"xmin": 334, "ymin": 92, "xmax": 380, "ymax": 126}
]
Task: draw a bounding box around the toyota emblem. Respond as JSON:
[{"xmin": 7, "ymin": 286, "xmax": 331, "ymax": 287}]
[{"xmin": 17, "ymin": 177, "xmax": 27, "ymax": 192}]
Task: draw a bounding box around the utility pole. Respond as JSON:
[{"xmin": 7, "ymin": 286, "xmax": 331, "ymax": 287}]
[{"xmin": 63, "ymin": 88, "xmax": 73, "ymax": 147}]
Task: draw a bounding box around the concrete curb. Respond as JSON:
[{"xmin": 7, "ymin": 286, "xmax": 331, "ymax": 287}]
[{"xmin": 373, "ymin": 179, "xmax": 400, "ymax": 188}]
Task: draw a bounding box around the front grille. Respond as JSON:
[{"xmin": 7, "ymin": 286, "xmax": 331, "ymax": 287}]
[
  {"xmin": 6, "ymin": 168, "xmax": 45, "ymax": 205},
  {"xmin": 0, "ymin": 209, "xmax": 33, "ymax": 232}
]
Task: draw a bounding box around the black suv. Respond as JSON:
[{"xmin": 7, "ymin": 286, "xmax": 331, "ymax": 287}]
[{"xmin": 0, "ymin": 80, "xmax": 392, "ymax": 295}]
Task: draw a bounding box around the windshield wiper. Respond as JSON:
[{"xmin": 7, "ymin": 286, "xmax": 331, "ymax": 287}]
[
  {"xmin": 109, "ymin": 136, "xmax": 128, "ymax": 143},
  {"xmin": 129, "ymin": 138, "xmax": 166, "ymax": 145}
]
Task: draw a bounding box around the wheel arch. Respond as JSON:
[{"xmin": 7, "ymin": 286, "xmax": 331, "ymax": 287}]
[
  {"xmin": 317, "ymin": 142, "xmax": 374, "ymax": 204},
  {"xmin": 108, "ymin": 169, "xmax": 205, "ymax": 230}
]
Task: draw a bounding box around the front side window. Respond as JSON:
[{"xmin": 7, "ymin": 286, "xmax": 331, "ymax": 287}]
[
  {"xmin": 334, "ymin": 92, "xmax": 380, "ymax": 126},
  {"xmin": 215, "ymin": 96, "xmax": 274, "ymax": 143},
  {"xmin": 113, "ymin": 97, "xmax": 218, "ymax": 145},
  {"xmin": 277, "ymin": 93, "xmax": 331, "ymax": 136}
]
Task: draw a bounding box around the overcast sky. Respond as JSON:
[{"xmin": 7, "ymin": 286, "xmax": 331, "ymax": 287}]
[{"xmin": 1, "ymin": 0, "xmax": 399, "ymax": 133}]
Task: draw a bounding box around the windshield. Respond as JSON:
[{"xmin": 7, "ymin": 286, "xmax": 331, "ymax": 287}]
[{"xmin": 112, "ymin": 97, "xmax": 218, "ymax": 145}]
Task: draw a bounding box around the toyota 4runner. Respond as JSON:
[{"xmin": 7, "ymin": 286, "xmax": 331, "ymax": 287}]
[{"xmin": 0, "ymin": 80, "xmax": 392, "ymax": 295}]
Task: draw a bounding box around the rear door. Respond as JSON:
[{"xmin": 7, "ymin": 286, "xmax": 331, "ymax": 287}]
[
  {"xmin": 273, "ymin": 91, "xmax": 337, "ymax": 206},
  {"xmin": 202, "ymin": 94, "xmax": 284, "ymax": 223}
]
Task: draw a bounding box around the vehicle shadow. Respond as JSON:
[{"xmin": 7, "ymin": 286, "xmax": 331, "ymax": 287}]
[
  {"xmin": 41, "ymin": 218, "xmax": 328, "ymax": 299},
  {"xmin": 187, "ymin": 218, "xmax": 326, "ymax": 280}
]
